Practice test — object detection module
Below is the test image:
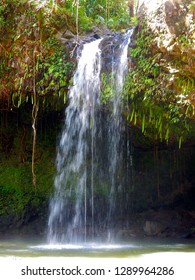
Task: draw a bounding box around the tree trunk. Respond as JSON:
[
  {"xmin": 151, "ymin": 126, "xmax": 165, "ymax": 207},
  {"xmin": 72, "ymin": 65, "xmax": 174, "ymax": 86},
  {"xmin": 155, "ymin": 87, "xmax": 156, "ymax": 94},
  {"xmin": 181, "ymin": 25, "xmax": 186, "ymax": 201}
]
[{"xmin": 128, "ymin": 0, "xmax": 134, "ymax": 17}]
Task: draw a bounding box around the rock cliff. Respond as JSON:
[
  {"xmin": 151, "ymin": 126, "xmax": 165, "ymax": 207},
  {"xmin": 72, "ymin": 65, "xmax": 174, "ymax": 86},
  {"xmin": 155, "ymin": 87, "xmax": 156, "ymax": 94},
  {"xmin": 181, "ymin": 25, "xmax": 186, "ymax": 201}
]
[
  {"xmin": 138, "ymin": 0, "xmax": 195, "ymax": 71},
  {"xmin": 126, "ymin": 0, "xmax": 195, "ymax": 144}
]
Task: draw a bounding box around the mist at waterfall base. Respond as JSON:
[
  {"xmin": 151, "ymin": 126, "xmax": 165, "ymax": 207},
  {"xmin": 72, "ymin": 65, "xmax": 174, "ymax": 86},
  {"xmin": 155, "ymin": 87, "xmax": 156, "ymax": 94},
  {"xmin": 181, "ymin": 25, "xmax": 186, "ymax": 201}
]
[{"xmin": 47, "ymin": 30, "xmax": 133, "ymax": 245}]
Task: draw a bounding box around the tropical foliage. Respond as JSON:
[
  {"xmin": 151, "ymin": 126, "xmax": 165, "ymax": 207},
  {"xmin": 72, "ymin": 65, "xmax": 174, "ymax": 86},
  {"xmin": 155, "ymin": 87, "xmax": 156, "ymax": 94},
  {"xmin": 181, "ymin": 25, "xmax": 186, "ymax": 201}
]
[
  {"xmin": 0, "ymin": 0, "xmax": 195, "ymax": 221},
  {"xmin": 0, "ymin": 0, "xmax": 131, "ymax": 210},
  {"xmin": 122, "ymin": 23, "xmax": 195, "ymax": 146},
  {"xmin": 0, "ymin": 0, "xmax": 131, "ymax": 109}
]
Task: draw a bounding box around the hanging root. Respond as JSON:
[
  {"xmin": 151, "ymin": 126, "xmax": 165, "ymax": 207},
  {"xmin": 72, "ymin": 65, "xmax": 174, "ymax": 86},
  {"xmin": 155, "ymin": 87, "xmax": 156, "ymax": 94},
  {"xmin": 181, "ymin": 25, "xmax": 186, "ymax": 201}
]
[{"xmin": 70, "ymin": 41, "xmax": 80, "ymax": 58}]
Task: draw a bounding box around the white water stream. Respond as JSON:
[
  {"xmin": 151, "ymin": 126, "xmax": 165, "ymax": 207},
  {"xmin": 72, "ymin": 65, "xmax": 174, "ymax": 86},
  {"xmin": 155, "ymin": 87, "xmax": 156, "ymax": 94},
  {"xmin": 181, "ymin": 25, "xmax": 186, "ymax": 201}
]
[
  {"xmin": 47, "ymin": 30, "xmax": 134, "ymax": 244},
  {"xmin": 107, "ymin": 30, "xmax": 132, "ymax": 240},
  {"xmin": 48, "ymin": 39, "xmax": 102, "ymax": 243}
]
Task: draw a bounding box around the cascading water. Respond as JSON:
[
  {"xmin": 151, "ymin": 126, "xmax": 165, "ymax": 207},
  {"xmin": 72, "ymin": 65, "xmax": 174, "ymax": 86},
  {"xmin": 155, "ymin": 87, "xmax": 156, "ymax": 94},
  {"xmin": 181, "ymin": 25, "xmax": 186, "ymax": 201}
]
[
  {"xmin": 48, "ymin": 30, "xmax": 133, "ymax": 244},
  {"xmin": 48, "ymin": 39, "xmax": 102, "ymax": 243},
  {"xmin": 107, "ymin": 30, "xmax": 132, "ymax": 241}
]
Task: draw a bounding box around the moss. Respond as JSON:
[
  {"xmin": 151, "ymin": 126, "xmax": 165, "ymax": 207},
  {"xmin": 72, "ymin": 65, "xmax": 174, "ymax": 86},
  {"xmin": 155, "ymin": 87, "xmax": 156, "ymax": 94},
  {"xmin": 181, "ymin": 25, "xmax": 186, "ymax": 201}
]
[
  {"xmin": 0, "ymin": 149, "xmax": 54, "ymax": 217},
  {"xmin": 0, "ymin": 107, "xmax": 56, "ymax": 219}
]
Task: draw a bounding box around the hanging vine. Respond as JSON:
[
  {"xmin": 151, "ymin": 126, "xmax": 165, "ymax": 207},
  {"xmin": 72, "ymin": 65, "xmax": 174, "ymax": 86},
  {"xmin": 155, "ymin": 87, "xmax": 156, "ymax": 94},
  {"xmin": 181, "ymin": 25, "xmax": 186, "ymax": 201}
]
[{"xmin": 32, "ymin": 47, "xmax": 39, "ymax": 191}]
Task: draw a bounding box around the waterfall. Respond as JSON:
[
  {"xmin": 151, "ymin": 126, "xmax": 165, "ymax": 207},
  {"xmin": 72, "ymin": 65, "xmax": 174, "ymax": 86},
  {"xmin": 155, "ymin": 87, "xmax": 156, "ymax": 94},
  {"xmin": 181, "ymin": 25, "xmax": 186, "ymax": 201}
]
[
  {"xmin": 48, "ymin": 30, "xmax": 132, "ymax": 244},
  {"xmin": 107, "ymin": 30, "xmax": 132, "ymax": 241},
  {"xmin": 48, "ymin": 39, "xmax": 102, "ymax": 243}
]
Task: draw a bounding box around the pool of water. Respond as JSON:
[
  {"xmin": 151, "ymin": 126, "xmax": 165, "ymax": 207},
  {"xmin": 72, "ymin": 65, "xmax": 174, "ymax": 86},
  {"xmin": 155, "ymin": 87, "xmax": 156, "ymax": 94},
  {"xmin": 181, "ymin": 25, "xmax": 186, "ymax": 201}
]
[
  {"xmin": 0, "ymin": 238, "xmax": 195, "ymax": 279},
  {"xmin": 0, "ymin": 237, "xmax": 194, "ymax": 258}
]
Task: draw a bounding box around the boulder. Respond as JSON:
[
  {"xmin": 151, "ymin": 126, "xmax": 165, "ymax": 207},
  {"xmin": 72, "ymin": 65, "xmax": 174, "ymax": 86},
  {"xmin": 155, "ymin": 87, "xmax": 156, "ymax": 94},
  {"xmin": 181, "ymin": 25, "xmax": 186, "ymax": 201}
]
[
  {"xmin": 137, "ymin": 0, "xmax": 195, "ymax": 61},
  {"xmin": 144, "ymin": 220, "xmax": 165, "ymax": 236}
]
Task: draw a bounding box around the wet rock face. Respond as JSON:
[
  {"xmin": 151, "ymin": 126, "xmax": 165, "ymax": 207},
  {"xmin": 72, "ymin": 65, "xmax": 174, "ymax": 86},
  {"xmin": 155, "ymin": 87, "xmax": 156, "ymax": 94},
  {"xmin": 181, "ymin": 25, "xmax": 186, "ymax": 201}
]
[
  {"xmin": 100, "ymin": 32, "xmax": 129, "ymax": 72},
  {"xmin": 56, "ymin": 27, "xmax": 132, "ymax": 73},
  {"xmin": 56, "ymin": 27, "xmax": 113, "ymax": 59},
  {"xmin": 143, "ymin": 220, "xmax": 165, "ymax": 236},
  {"xmin": 164, "ymin": 0, "xmax": 188, "ymax": 36}
]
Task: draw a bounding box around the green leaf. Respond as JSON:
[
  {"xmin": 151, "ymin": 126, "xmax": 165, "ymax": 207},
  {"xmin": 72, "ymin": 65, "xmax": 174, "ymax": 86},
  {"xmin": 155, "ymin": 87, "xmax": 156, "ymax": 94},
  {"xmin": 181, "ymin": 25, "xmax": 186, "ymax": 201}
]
[
  {"xmin": 142, "ymin": 114, "xmax": 145, "ymax": 133},
  {"xmin": 179, "ymin": 136, "xmax": 183, "ymax": 149}
]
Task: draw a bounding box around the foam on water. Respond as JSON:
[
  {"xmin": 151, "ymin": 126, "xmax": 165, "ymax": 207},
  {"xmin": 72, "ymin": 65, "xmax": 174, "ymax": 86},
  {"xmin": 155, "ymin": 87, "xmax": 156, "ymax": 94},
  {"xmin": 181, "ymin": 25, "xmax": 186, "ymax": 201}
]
[{"xmin": 30, "ymin": 243, "xmax": 138, "ymax": 251}]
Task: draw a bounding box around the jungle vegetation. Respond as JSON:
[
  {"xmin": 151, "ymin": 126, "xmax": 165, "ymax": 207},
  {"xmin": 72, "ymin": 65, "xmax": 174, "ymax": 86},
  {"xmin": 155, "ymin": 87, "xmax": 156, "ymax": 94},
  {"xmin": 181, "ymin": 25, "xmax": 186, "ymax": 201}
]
[
  {"xmin": 0, "ymin": 0, "xmax": 195, "ymax": 223},
  {"xmin": 0, "ymin": 0, "xmax": 133, "ymax": 219}
]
